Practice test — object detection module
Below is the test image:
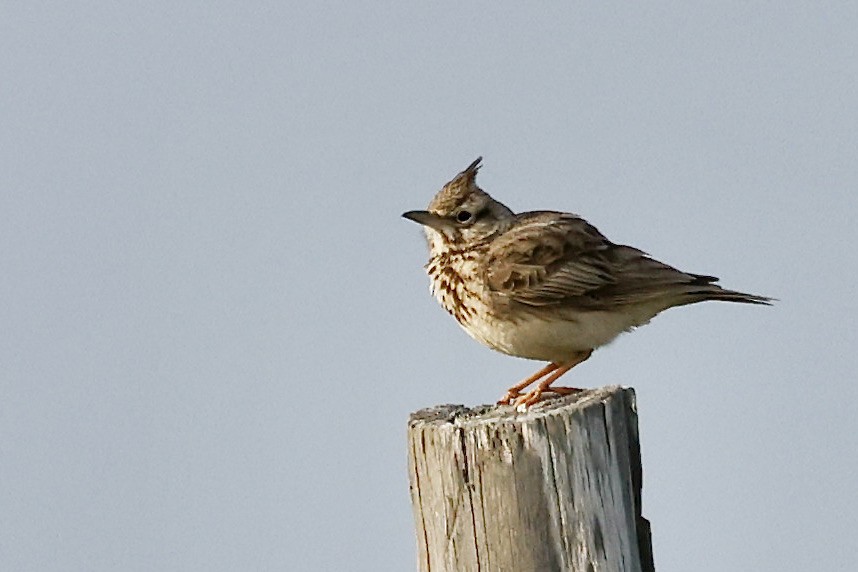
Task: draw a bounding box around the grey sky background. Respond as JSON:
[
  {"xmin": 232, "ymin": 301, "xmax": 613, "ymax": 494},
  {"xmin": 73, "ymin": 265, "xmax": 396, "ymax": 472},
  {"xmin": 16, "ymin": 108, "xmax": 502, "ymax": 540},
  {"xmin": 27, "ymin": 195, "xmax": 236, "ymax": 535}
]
[{"xmin": 2, "ymin": 2, "xmax": 856, "ymax": 571}]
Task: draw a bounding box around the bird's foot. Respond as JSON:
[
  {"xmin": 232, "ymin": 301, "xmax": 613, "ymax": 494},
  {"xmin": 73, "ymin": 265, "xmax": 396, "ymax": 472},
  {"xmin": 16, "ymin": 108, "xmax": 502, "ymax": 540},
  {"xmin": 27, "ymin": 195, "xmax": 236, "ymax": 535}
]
[
  {"xmin": 547, "ymin": 386, "xmax": 583, "ymax": 396},
  {"xmin": 497, "ymin": 390, "xmax": 520, "ymax": 405},
  {"xmin": 496, "ymin": 363, "xmax": 561, "ymax": 405},
  {"xmin": 513, "ymin": 389, "xmax": 544, "ymax": 410},
  {"xmin": 511, "ymin": 386, "xmax": 583, "ymax": 410}
]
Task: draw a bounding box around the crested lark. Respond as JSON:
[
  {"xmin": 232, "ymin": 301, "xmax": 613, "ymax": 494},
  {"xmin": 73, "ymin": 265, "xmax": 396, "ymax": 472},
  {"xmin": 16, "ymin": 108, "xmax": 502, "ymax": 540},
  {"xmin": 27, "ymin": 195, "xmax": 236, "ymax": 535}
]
[{"xmin": 403, "ymin": 157, "xmax": 772, "ymax": 408}]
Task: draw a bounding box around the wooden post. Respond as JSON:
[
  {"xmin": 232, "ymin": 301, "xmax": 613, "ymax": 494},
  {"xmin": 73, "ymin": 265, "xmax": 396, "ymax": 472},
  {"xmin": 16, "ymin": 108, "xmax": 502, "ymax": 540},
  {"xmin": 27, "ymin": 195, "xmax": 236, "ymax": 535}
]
[{"xmin": 407, "ymin": 385, "xmax": 654, "ymax": 572}]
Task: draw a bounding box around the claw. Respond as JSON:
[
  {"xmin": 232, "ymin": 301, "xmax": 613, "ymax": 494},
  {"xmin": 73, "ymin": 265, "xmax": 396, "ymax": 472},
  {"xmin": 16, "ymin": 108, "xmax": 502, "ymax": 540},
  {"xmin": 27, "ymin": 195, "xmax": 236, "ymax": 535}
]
[
  {"xmin": 497, "ymin": 390, "xmax": 521, "ymax": 405},
  {"xmin": 548, "ymin": 386, "xmax": 583, "ymax": 396},
  {"xmin": 513, "ymin": 389, "xmax": 543, "ymax": 410}
]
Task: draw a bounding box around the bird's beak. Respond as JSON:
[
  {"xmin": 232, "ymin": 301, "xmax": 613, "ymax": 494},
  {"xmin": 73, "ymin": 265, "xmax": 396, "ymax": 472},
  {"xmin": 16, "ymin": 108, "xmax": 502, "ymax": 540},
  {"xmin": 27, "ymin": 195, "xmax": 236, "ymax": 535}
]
[{"xmin": 402, "ymin": 210, "xmax": 449, "ymax": 233}]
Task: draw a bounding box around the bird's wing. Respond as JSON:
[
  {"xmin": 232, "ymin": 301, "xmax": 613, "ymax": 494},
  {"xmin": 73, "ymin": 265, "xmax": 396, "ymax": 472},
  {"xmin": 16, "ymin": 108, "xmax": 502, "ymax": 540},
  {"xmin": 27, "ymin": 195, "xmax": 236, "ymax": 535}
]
[{"xmin": 484, "ymin": 213, "xmax": 710, "ymax": 309}]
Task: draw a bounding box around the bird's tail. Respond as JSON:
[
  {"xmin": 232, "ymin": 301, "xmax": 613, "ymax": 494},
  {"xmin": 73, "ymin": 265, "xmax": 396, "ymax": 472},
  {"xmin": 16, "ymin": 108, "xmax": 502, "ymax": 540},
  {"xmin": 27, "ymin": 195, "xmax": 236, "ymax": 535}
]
[{"xmin": 684, "ymin": 275, "xmax": 774, "ymax": 306}]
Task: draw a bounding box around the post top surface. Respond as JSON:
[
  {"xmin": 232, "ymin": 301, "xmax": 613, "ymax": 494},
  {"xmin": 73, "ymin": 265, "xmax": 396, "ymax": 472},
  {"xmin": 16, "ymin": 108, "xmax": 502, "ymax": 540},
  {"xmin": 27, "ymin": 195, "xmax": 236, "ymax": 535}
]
[{"xmin": 408, "ymin": 385, "xmax": 632, "ymax": 429}]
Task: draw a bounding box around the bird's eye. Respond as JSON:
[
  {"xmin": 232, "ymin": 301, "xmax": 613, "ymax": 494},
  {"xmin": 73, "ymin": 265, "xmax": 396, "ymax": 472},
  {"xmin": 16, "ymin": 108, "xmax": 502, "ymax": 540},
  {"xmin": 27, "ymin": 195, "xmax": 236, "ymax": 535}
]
[{"xmin": 456, "ymin": 211, "xmax": 473, "ymax": 223}]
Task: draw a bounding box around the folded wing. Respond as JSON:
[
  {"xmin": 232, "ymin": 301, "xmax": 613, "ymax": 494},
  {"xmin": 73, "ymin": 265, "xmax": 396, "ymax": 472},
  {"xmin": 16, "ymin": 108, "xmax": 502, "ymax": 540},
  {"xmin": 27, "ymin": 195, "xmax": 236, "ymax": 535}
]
[{"xmin": 484, "ymin": 213, "xmax": 767, "ymax": 310}]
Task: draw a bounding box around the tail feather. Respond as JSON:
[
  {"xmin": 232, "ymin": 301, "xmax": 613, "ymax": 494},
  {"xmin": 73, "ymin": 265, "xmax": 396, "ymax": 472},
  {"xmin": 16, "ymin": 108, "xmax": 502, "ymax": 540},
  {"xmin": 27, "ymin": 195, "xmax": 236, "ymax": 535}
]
[{"xmin": 685, "ymin": 285, "xmax": 774, "ymax": 306}]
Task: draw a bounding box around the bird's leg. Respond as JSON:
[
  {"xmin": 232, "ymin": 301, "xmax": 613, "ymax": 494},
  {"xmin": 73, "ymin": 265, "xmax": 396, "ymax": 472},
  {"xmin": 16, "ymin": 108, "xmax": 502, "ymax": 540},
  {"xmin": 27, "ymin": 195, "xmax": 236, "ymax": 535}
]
[
  {"xmin": 513, "ymin": 350, "xmax": 593, "ymax": 409},
  {"xmin": 512, "ymin": 364, "xmax": 574, "ymax": 408},
  {"xmin": 497, "ymin": 362, "xmax": 559, "ymax": 405}
]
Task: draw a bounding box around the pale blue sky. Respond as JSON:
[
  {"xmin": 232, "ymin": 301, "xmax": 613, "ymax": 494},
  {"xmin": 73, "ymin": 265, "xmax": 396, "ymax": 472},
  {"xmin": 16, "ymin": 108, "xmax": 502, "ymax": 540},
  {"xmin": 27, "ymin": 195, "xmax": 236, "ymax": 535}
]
[{"xmin": 2, "ymin": 2, "xmax": 856, "ymax": 571}]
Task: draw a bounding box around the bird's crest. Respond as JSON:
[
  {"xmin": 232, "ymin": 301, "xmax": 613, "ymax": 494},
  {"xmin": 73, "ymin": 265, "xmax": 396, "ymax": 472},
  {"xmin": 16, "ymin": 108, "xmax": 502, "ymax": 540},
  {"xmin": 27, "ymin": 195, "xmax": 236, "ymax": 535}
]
[{"xmin": 428, "ymin": 157, "xmax": 484, "ymax": 213}]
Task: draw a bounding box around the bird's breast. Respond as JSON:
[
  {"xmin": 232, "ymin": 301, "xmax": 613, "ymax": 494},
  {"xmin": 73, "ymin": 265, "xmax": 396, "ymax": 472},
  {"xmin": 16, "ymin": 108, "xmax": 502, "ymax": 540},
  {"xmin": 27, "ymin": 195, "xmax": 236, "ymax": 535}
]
[
  {"xmin": 426, "ymin": 250, "xmax": 487, "ymax": 328},
  {"xmin": 426, "ymin": 249, "xmax": 657, "ymax": 362}
]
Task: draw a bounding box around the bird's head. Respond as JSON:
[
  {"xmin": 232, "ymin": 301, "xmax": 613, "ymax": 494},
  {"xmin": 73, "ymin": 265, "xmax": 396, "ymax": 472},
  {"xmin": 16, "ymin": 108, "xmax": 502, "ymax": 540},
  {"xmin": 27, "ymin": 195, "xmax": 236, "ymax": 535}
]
[{"xmin": 402, "ymin": 157, "xmax": 514, "ymax": 250}]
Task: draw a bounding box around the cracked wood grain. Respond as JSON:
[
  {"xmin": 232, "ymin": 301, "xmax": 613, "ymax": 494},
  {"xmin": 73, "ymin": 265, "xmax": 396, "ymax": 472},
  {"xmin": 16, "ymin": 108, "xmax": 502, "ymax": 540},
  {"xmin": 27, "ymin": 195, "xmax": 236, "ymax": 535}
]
[{"xmin": 407, "ymin": 386, "xmax": 654, "ymax": 572}]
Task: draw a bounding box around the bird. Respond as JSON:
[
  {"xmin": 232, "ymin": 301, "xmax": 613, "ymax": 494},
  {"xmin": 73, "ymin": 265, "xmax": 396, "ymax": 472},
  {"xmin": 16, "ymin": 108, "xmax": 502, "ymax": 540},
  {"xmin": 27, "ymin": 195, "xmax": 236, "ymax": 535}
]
[{"xmin": 402, "ymin": 157, "xmax": 772, "ymax": 408}]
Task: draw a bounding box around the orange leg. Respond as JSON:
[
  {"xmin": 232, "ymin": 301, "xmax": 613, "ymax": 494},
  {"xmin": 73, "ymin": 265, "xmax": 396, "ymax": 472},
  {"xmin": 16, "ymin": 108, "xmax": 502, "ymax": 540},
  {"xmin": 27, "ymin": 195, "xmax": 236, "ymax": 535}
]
[
  {"xmin": 513, "ymin": 349, "xmax": 593, "ymax": 409},
  {"xmin": 497, "ymin": 362, "xmax": 559, "ymax": 405}
]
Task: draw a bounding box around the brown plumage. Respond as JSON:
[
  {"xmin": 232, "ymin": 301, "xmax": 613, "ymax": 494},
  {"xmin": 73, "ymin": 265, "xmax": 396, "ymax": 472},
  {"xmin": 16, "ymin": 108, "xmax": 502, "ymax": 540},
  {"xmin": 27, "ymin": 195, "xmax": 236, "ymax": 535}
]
[{"xmin": 403, "ymin": 157, "xmax": 772, "ymax": 408}]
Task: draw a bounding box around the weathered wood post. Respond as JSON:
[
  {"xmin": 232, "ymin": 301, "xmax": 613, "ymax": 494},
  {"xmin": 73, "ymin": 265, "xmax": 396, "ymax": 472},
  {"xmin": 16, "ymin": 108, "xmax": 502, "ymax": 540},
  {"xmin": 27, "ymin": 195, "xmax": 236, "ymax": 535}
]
[{"xmin": 407, "ymin": 385, "xmax": 653, "ymax": 572}]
